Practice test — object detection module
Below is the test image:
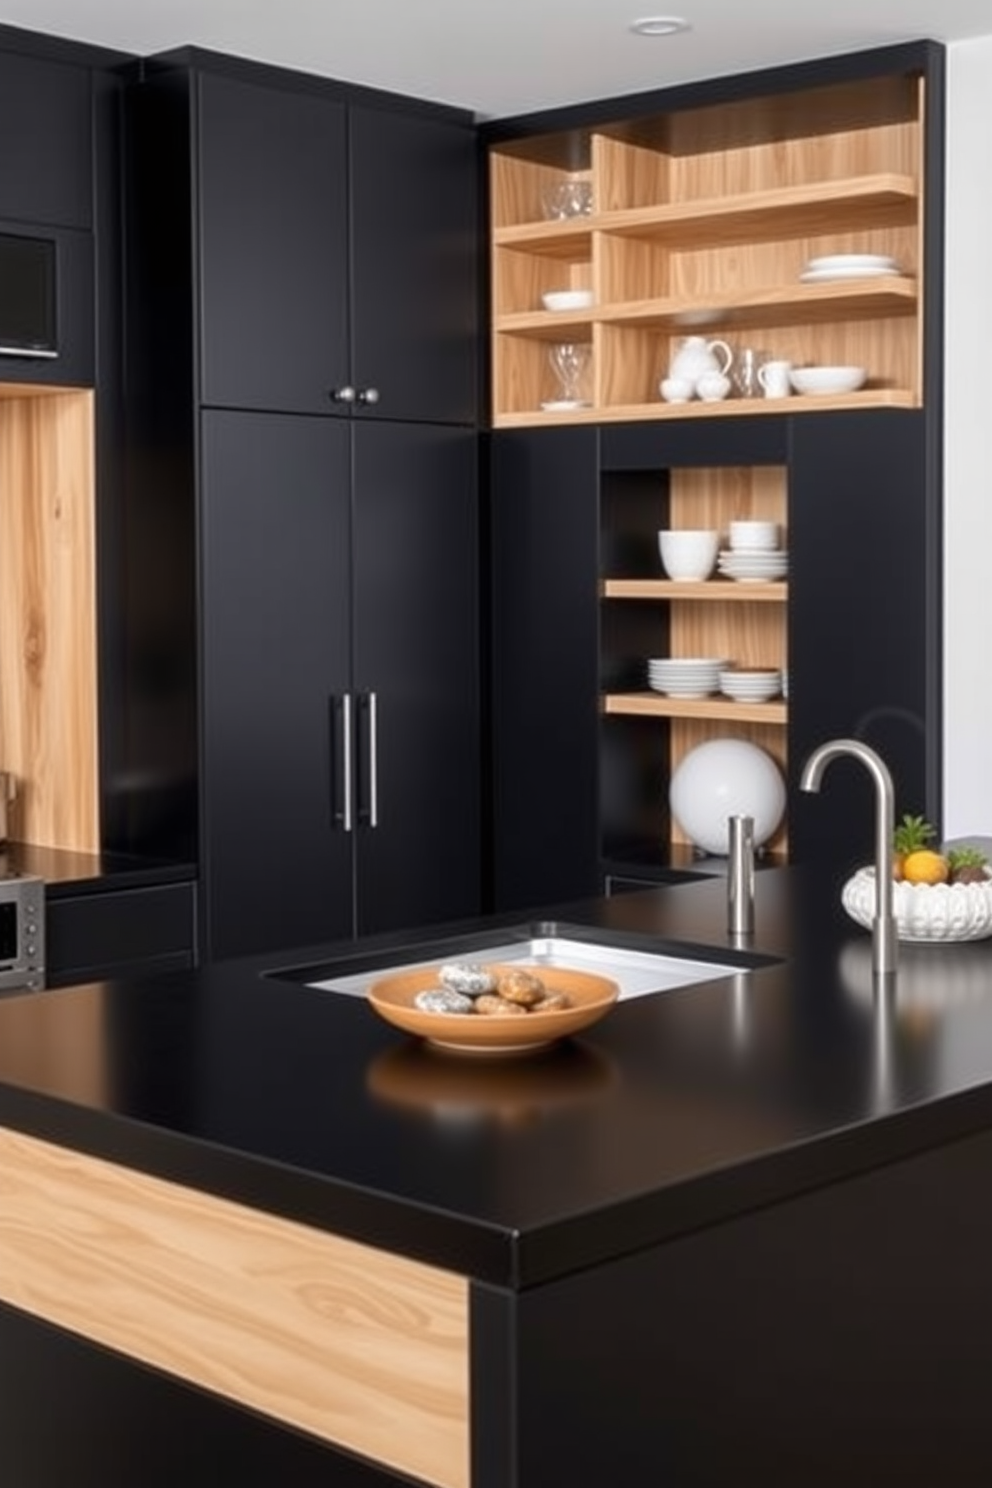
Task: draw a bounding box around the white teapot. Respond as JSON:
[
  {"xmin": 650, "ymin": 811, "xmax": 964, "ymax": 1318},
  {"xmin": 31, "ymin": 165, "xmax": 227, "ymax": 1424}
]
[{"xmin": 667, "ymin": 336, "xmax": 733, "ymax": 393}]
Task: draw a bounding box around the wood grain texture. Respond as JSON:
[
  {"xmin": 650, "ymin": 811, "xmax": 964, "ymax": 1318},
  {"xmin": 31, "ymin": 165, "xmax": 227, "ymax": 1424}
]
[
  {"xmin": 488, "ymin": 72, "xmax": 924, "ymax": 425},
  {"xmin": 0, "ymin": 1125, "xmax": 470, "ymax": 1488},
  {"xmin": 0, "ymin": 389, "xmax": 99, "ymax": 850},
  {"xmin": 602, "ymin": 580, "xmax": 787, "ymax": 603}
]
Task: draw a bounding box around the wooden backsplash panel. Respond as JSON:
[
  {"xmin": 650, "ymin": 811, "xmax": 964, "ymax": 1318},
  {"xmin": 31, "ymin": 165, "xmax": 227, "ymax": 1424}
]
[{"xmin": 0, "ymin": 388, "xmax": 99, "ymax": 850}]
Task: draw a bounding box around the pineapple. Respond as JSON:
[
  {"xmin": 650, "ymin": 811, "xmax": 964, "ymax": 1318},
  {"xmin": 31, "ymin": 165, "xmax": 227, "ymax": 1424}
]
[
  {"xmin": 946, "ymin": 845, "xmax": 991, "ymax": 886},
  {"xmin": 892, "ymin": 813, "xmax": 937, "ymax": 881}
]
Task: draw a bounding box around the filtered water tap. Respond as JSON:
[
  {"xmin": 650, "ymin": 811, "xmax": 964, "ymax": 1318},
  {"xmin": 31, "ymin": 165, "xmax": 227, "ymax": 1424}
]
[{"xmin": 800, "ymin": 739, "xmax": 897, "ymax": 978}]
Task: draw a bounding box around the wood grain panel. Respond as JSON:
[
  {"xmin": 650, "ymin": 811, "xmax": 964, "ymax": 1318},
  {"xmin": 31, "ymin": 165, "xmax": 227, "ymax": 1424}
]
[
  {"xmin": 0, "ymin": 1125, "xmax": 470, "ymax": 1488},
  {"xmin": 0, "ymin": 390, "xmax": 99, "ymax": 850},
  {"xmin": 603, "ymin": 580, "xmax": 787, "ymax": 603},
  {"xmin": 593, "ymin": 133, "xmax": 669, "ymax": 212}
]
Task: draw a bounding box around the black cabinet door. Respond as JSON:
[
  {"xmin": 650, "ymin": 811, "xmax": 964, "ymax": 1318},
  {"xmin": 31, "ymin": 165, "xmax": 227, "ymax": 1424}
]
[
  {"xmin": 352, "ymin": 422, "xmax": 481, "ymax": 936},
  {"xmin": 787, "ymin": 408, "xmax": 937, "ymax": 870},
  {"xmin": 197, "ymin": 71, "xmax": 350, "ymax": 415},
  {"xmin": 199, "ymin": 409, "xmax": 354, "ymax": 959},
  {"xmin": 489, "ymin": 428, "xmax": 602, "ymax": 913},
  {"xmin": 0, "ymin": 49, "xmax": 92, "ymax": 228},
  {"xmin": 349, "ymin": 105, "xmax": 478, "ymax": 426}
]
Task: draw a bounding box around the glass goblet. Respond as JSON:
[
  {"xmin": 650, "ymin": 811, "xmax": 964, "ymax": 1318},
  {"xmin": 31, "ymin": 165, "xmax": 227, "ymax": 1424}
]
[{"xmin": 548, "ymin": 342, "xmax": 591, "ymax": 404}]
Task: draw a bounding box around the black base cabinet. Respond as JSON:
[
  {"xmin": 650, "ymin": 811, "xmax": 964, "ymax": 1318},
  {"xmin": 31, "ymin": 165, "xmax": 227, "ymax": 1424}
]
[
  {"xmin": 201, "ymin": 410, "xmax": 480, "ymax": 960},
  {"xmin": 489, "ymin": 411, "xmax": 941, "ymax": 913}
]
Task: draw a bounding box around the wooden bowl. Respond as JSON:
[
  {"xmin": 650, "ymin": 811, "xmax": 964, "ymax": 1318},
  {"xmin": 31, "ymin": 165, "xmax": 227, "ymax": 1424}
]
[{"xmin": 367, "ymin": 963, "xmax": 620, "ymax": 1055}]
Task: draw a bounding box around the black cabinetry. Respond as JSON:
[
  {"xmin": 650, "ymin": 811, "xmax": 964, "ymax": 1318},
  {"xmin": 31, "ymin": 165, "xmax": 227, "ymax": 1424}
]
[
  {"xmin": 124, "ymin": 51, "xmax": 482, "ymax": 960},
  {"xmin": 0, "ymin": 46, "xmax": 93, "ymax": 228},
  {"xmin": 197, "ymin": 67, "xmax": 478, "ymax": 424},
  {"xmin": 489, "ymin": 411, "xmax": 940, "ymax": 911},
  {"xmin": 201, "ymin": 411, "xmax": 479, "ymax": 959}
]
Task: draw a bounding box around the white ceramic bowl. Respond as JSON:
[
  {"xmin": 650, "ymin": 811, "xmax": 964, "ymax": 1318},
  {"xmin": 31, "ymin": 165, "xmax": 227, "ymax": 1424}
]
[
  {"xmin": 542, "ymin": 289, "xmax": 594, "ymax": 313},
  {"xmin": 789, "ymin": 365, "xmax": 867, "ymax": 396},
  {"xmin": 841, "ymin": 867, "xmax": 992, "ymax": 943},
  {"xmin": 658, "ymin": 529, "xmax": 719, "ymax": 581},
  {"xmin": 719, "ymin": 667, "xmax": 782, "ymax": 702},
  {"xmin": 728, "ymin": 520, "xmax": 778, "ymax": 551}
]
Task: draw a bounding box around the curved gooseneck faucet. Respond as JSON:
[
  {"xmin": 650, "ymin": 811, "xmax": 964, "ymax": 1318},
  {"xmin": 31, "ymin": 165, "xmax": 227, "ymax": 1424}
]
[{"xmin": 800, "ymin": 739, "xmax": 897, "ymax": 978}]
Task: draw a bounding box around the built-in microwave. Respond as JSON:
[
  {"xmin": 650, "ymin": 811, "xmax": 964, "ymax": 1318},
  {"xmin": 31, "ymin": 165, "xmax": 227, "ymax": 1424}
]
[
  {"xmin": 0, "ymin": 231, "xmax": 58, "ymax": 360},
  {"xmin": 0, "ymin": 875, "xmax": 45, "ymax": 992}
]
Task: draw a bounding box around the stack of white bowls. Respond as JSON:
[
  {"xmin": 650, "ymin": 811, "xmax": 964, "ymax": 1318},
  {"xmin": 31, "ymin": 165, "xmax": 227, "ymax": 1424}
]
[
  {"xmin": 719, "ymin": 667, "xmax": 782, "ymax": 703},
  {"xmin": 718, "ymin": 518, "xmax": 788, "ymax": 583},
  {"xmin": 647, "ymin": 657, "xmax": 726, "ymax": 699}
]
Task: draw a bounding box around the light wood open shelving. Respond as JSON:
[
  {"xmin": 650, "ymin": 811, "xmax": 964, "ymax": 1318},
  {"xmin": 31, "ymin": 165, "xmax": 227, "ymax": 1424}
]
[
  {"xmin": 604, "ymin": 693, "xmax": 787, "ymax": 726},
  {"xmin": 489, "ymin": 73, "xmax": 925, "ymax": 427},
  {"xmin": 603, "ymin": 578, "xmax": 787, "ymax": 602},
  {"xmin": 600, "ymin": 464, "xmax": 790, "ymax": 856}
]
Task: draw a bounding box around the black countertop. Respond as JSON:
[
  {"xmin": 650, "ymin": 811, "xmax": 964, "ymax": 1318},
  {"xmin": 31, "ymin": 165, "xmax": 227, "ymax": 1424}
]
[
  {"xmin": 1, "ymin": 865, "xmax": 992, "ymax": 1289},
  {"xmin": 0, "ymin": 841, "xmax": 196, "ymax": 895}
]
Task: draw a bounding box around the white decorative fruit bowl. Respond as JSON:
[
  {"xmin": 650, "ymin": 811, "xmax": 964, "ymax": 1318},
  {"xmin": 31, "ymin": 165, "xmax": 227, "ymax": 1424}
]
[{"xmin": 842, "ymin": 867, "xmax": 992, "ymax": 943}]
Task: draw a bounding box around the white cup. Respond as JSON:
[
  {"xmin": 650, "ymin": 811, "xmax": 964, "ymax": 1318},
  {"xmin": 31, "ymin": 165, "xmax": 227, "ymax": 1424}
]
[
  {"xmin": 658, "ymin": 529, "xmax": 720, "ymax": 581},
  {"xmin": 729, "ymin": 519, "xmax": 779, "ymax": 552},
  {"xmin": 757, "ymin": 359, "xmax": 793, "ymax": 398}
]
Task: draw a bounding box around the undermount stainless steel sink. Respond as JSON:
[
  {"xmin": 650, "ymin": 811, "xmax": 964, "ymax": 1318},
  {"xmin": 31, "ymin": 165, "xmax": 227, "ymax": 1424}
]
[{"xmin": 306, "ymin": 935, "xmax": 744, "ymax": 1002}]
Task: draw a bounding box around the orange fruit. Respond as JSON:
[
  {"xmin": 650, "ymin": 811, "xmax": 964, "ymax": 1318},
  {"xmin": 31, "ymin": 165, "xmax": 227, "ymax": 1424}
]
[{"xmin": 902, "ymin": 849, "xmax": 950, "ymax": 886}]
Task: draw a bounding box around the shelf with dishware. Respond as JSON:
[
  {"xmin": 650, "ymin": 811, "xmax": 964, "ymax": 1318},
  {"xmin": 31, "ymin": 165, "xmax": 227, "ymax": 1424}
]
[
  {"xmin": 600, "ymin": 462, "xmax": 789, "ymax": 861},
  {"xmin": 488, "ymin": 66, "xmax": 925, "ymax": 427},
  {"xmin": 602, "ymin": 578, "xmax": 787, "ymax": 602},
  {"xmin": 604, "ymin": 693, "xmax": 787, "ymax": 725}
]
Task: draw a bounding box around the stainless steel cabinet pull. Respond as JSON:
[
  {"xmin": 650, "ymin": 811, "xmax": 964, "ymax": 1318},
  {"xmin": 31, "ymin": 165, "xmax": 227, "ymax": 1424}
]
[
  {"xmin": 333, "ymin": 692, "xmax": 353, "ymax": 833},
  {"xmin": 367, "ymin": 691, "xmax": 379, "ymax": 828},
  {"xmin": 357, "ymin": 387, "xmax": 380, "ymax": 405},
  {"xmin": 330, "ymin": 385, "xmax": 356, "ymax": 403}
]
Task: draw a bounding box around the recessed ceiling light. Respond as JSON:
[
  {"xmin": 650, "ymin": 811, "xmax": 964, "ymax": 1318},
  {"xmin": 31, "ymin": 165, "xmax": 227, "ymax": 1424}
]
[{"xmin": 629, "ymin": 16, "xmax": 692, "ymax": 37}]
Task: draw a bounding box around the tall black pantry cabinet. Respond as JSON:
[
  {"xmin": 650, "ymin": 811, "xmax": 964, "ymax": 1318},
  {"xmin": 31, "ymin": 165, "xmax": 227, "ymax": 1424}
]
[{"xmin": 124, "ymin": 50, "xmax": 481, "ymax": 960}]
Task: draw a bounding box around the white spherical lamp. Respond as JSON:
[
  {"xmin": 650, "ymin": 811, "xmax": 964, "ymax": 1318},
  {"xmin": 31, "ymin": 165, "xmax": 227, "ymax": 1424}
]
[{"xmin": 669, "ymin": 738, "xmax": 786, "ymax": 856}]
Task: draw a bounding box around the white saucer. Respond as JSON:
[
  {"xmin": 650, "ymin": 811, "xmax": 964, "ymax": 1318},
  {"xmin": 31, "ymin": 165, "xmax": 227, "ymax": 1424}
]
[
  {"xmin": 800, "ymin": 266, "xmax": 902, "ymax": 283},
  {"xmin": 540, "ymin": 399, "xmax": 591, "ymax": 411},
  {"xmin": 805, "ymin": 253, "xmax": 898, "ymax": 271}
]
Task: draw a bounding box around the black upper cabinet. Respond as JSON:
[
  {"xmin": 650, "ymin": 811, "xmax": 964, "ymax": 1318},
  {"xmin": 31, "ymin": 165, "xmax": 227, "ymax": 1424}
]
[
  {"xmin": 348, "ymin": 105, "xmax": 478, "ymax": 425},
  {"xmin": 196, "ymin": 67, "xmax": 478, "ymax": 424},
  {"xmin": 0, "ymin": 48, "xmax": 93, "ymax": 228},
  {"xmin": 197, "ymin": 73, "xmax": 350, "ymax": 416}
]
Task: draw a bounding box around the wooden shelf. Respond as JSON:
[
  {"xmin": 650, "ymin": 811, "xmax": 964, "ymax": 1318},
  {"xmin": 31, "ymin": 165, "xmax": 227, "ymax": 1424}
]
[
  {"xmin": 604, "ymin": 692, "xmax": 787, "ymax": 725},
  {"xmin": 494, "ymin": 388, "xmax": 915, "ymax": 428},
  {"xmin": 493, "ymin": 173, "xmax": 917, "ymax": 251},
  {"xmin": 496, "ymin": 276, "xmax": 916, "ymax": 339},
  {"xmin": 603, "ymin": 578, "xmax": 787, "ymax": 602}
]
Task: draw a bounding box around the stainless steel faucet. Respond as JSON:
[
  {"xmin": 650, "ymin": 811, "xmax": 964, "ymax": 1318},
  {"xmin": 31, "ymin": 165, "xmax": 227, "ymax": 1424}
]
[{"xmin": 800, "ymin": 738, "xmax": 897, "ymax": 978}]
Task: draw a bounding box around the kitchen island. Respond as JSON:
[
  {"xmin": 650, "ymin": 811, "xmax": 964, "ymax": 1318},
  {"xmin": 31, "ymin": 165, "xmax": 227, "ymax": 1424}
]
[{"xmin": 0, "ymin": 866, "xmax": 990, "ymax": 1487}]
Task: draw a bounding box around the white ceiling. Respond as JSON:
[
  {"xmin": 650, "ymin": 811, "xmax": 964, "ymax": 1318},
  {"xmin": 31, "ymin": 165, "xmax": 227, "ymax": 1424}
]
[{"xmin": 1, "ymin": 0, "xmax": 991, "ymax": 118}]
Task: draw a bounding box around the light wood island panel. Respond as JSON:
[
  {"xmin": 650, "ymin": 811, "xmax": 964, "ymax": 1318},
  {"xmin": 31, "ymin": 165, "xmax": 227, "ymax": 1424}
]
[{"xmin": 0, "ymin": 1125, "xmax": 470, "ymax": 1488}]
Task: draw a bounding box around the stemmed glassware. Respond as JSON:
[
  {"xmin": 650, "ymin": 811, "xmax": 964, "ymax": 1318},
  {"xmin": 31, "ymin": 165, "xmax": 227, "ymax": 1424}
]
[{"xmin": 548, "ymin": 342, "xmax": 591, "ymax": 407}]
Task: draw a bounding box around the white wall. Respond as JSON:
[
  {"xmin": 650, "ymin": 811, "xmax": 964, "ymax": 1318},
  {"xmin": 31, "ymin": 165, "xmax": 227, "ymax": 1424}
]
[{"xmin": 943, "ymin": 36, "xmax": 992, "ymax": 834}]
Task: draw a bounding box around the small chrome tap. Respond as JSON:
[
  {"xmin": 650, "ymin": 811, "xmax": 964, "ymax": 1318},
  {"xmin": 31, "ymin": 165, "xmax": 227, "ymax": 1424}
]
[{"xmin": 800, "ymin": 738, "xmax": 897, "ymax": 978}]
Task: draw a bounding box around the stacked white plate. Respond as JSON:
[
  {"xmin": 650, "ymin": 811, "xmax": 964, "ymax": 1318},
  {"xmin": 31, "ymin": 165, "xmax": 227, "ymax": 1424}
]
[
  {"xmin": 799, "ymin": 252, "xmax": 902, "ymax": 283},
  {"xmin": 717, "ymin": 548, "xmax": 788, "ymax": 583},
  {"xmin": 647, "ymin": 657, "xmax": 726, "ymax": 699},
  {"xmin": 719, "ymin": 667, "xmax": 782, "ymax": 703}
]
